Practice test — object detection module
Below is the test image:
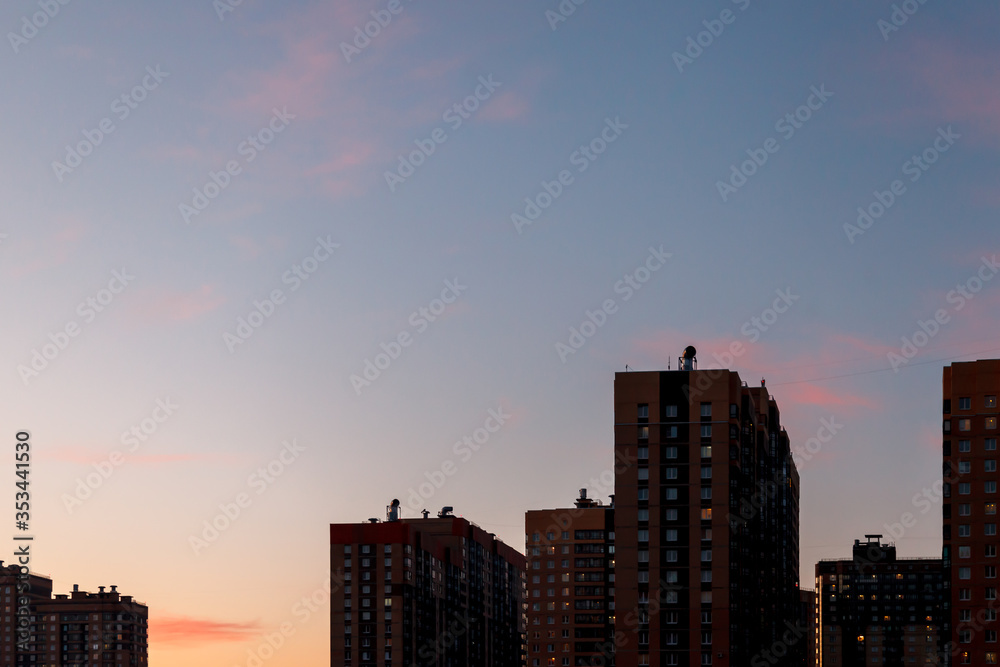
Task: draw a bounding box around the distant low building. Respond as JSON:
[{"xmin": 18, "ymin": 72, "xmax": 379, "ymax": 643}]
[
  {"xmin": 0, "ymin": 562, "xmax": 148, "ymax": 666},
  {"xmin": 330, "ymin": 505, "xmax": 525, "ymax": 667},
  {"xmin": 815, "ymin": 536, "xmax": 944, "ymax": 666}
]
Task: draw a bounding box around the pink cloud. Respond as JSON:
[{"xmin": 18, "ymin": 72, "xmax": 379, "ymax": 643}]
[
  {"xmin": 866, "ymin": 37, "xmax": 1000, "ymax": 142},
  {"xmin": 479, "ymin": 91, "xmax": 530, "ymax": 122},
  {"xmin": 150, "ymin": 615, "xmax": 260, "ymax": 645},
  {"xmin": 128, "ymin": 285, "xmax": 225, "ymax": 323}
]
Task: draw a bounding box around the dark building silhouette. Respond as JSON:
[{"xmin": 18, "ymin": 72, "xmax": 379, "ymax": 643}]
[
  {"xmin": 942, "ymin": 359, "xmax": 1000, "ymax": 666},
  {"xmin": 330, "ymin": 506, "xmax": 525, "ymax": 667},
  {"xmin": 0, "ymin": 563, "xmax": 148, "ymax": 666},
  {"xmin": 613, "ymin": 349, "xmax": 802, "ymax": 666},
  {"xmin": 525, "ymin": 489, "xmax": 616, "ymax": 666},
  {"xmin": 815, "ymin": 536, "xmax": 944, "ymax": 666}
]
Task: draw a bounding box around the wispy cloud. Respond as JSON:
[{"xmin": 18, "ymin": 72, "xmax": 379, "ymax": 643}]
[{"xmin": 150, "ymin": 615, "xmax": 261, "ymax": 645}]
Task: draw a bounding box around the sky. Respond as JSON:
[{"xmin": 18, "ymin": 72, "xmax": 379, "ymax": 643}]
[{"xmin": 1, "ymin": 0, "xmax": 998, "ymax": 664}]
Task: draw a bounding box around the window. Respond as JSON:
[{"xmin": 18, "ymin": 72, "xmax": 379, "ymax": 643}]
[
  {"xmin": 666, "ymin": 488, "xmax": 678, "ymax": 500},
  {"xmin": 959, "ymin": 525, "xmax": 971, "ymax": 537},
  {"xmin": 701, "ymin": 445, "xmax": 712, "ymax": 459},
  {"xmin": 989, "ymin": 460, "xmax": 998, "ymax": 473},
  {"xmin": 701, "ymin": 487, "xmax": 712, "ymax": 500},
  {"xmin": 638, "ymin": 468, "xmax": 649, "ymax": 481},
  {"xmin": 960, "ymin": 588, "xmax": 971, "ymax": 600},
  {"xmin": 960, "ymin": 440, "xmax": 972, "ymax": 452},
  {"xmin": 988, "ymin": 566, "xmax": 998, "ymax": 579},
  {"xmin": 666, "ymin": 530, "xmax": 678, "ymax": 542},
  {"xmin": 989, "ymin": 418, "xmax": 998, "ymax": 430},
  {"xmin": 665, "ymin": 405, "xmax": 678, "ymax": 418},
  {"xmin": 638, "ymin": 426, "xmax": 649, "ymax": 440},
  {"xmin": 666, "ymin": 550, "xmax": 678, "ymax": 562},
  {"xmin": 960, "ymin": 546, "xmax": 971, "ymax": 558},
  {"xmin": 666, "ymin": 426, "xmax": 678, "ymax": 439},
  {"xmin": 701, "ymin": 466, "xmax": 712, "ymax": 479},
  {"xmin": 700, "ymin": 425, "xmax": 712, "ymax": 438},
  {"xmin": 989, "ymin": 545, "xmax": 998, "ymax": 558},
  {"xmin": 700, "ymin": 591, "xmax": 712, "ymax": 604},
  {"xmin": 959, "ymin": 419, "xmax": 972, "ymax": 431},
  {"xmin": 959, "ymin": 567, "xmax": 971, "ymax": 580},
  {"xmin": 637, "ymin": 509, "xmax": 649, "ymax": 521},
  {"xmin": 960, "ymin": 483, "xmax": 971, "ymax": 495},
  {"xmin": 988, "ymin": 396, "xmax": 998, "ymax": 409},
  {"xmin": 701, "ymin": 549, "xmax": 712, "ymax": 562},
  {"xmin": 665, "ymin": 467, "xmax": 678, "ymax": 480},
  {"xmin": 638, "ymin": 446, "xmax": 648, "ymax": 460},
  {"xmin": 638, "ymin": 550, "xmax": 649, "ymax": 563},
  {"xmin": 664, "ymin": 446, "xmax": 678, "ymax": 459},
  {"xmin": 701, "ymin": 570, "xmax": 712, "ymax": 583},
  {"xmin": 638, "ymin": 488, "xmax": 649, "ymax": 500},
  {"xmin": 989, "ymin": 524, "xmax": 998, "ymax": 536},
  {"xmin": 637, "ymin": 529, "xmax": 649, "ymax": 542},
  {"xmin": 960, "ymin": 461, "xmax": 972, "ymax": 474},
  {"xmin": 638, "ymin": 404, "xmax": 648, "ymax": 419},
  {"xmin": 665, "ymin": 509, "xmax": 677, "ymax": 521},
  {"xmin": 960, "ymin": 397, "xmax": 972, "ymax": 410},
  {"xmin": 637, "ymin": 571, "xmax": 649, "ymax": 583},
  {"xmin": 701, "ymin": 528, "xmax": 712, "ymax": 541},
  {"xmin": 701, "ymin": 508, "xmax": 712, "ymax": 521},
  {"xmin": 701, "ymin": 403, "xmax": 712, "ymax": 417},
  {"xmin": 989, "ymin": 439, "xmax": 998, "ymax": 451},
  {"xmin": 960, "ymin": 503, "xmax": 971, "ymax": 516},
  {"xmin": 989, "ymin": 481, "xmax": 998, "ymax": 494},
  {"xmin": 988, "ymin": 588, "xmax": 998, "ymax": 600}
]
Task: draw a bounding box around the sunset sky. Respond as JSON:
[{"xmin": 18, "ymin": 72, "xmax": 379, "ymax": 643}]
[{"xmin": 1, "ymin": 0, "xmax": 998, "ymax": 664}]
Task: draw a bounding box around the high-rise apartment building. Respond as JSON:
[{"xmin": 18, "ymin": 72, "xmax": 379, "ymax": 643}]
[
  {"xmin": 613, "ymin": 348, "xmax": 802, "ymax": 667},
  {"xmin": 942, "ymin": 359, "xmax": 1000, "ymax": 665},
  {"xmin": 0, "ymin": 563, "xmax": 148, "ymax": 666},
  {"xmin": 330, "ymin": 505, "xmax": 525, "ymax": 667},
  {"xmin": 525, "ymin": 489, "xmax": 615, "ymax": 666},
  {"xmin": 815, "ymin": 536, "xmax": 944, "ymax": 667}
]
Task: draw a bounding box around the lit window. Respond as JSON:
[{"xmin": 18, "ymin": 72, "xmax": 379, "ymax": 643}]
[
  {"xmin": 959, "ymin": 419, "xmax": 972, "ymax": 431},
  {"xmin": 988, "ymin": 396, "xmax": 998, "ymax": 409},
  {"xmin": 638, "ymin": 426, "xmax": 649, "ymax": 440},
  {"xmin": 701, "ymin": 446, "xmax": 712, "ymax": 459},
  {"xmin": 989, "ymin": 418, "xmax": 998, "ymax": 430},
  {"xmin": 701, "ymin": 508, "xmax": 712, "ymax": 521}
]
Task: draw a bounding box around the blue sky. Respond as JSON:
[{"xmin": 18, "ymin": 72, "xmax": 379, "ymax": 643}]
[{"xmin": 1, "ymin": 0, "xmax": 998, "ymax": 663}]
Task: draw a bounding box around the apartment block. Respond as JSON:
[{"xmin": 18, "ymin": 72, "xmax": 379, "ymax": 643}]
[
  {"xmin": 942, "ymin": 359, "xmax": 1000, "ymax": 665},
  {"xmin": 0, "ymin": 563, "xmax": 148, "ymax": 666},
  {"xmin": 815, "ymin": 536, "xmax": 944, "ymax": 666},
  {"xmin": 330, "ymin": 505, "xmax": 525, "ymax": 667},
  {"xmin": 613, "ymin": 348, "xmax": 802, "ymax": 666},
  {"xmin": 525, "ymin": 489, "xmax": 616, "ymax": 666}
]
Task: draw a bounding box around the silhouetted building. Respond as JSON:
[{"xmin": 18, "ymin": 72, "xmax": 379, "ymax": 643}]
[
  {"xmin": 942, "ymin": 359, "xmax": 1000, "ymax": 665},
  {"xmin": 815, "ymin": 536, "xmax": 944, "ymax": 666},
  {"xmin": 801, "ymin": 588, "xmax": 816, "ymax": 667},
  {"xmin": 613, "ymin": 348, "xmax": 802, "ymax": 666},
  {"xmin": 0, "ymin": 563, "xmax": 148, "ymax": 666},
  {"xmin": 330, "ymin": 506, "xmax": 525, "ymax": 667},
  {"xmin": 525, "ymin": 489, "xmax": 616, "ymax": 666}
]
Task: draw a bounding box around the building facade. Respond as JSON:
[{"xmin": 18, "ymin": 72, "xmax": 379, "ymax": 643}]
[
  {"xmin": 0, "ymin": 563, "xmax": 148, "ymax": 666},
  {"xmin": 330, "ymin": 507, "xmax": 525, "ymax": 667},
  {"xmin": 815, "ymin": 536, "xmax": 944, "ymax": 667},
  {"xmin": 525, "ymin": 489, "xmax": 615, "ymax": 666},
  {"xmin": 942, "ymin": 359, "xmax": 1000, "ymax": 665},
  {"xmin": 613, "ymin": 351, "xmax": 802, "ymax": 666}
]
